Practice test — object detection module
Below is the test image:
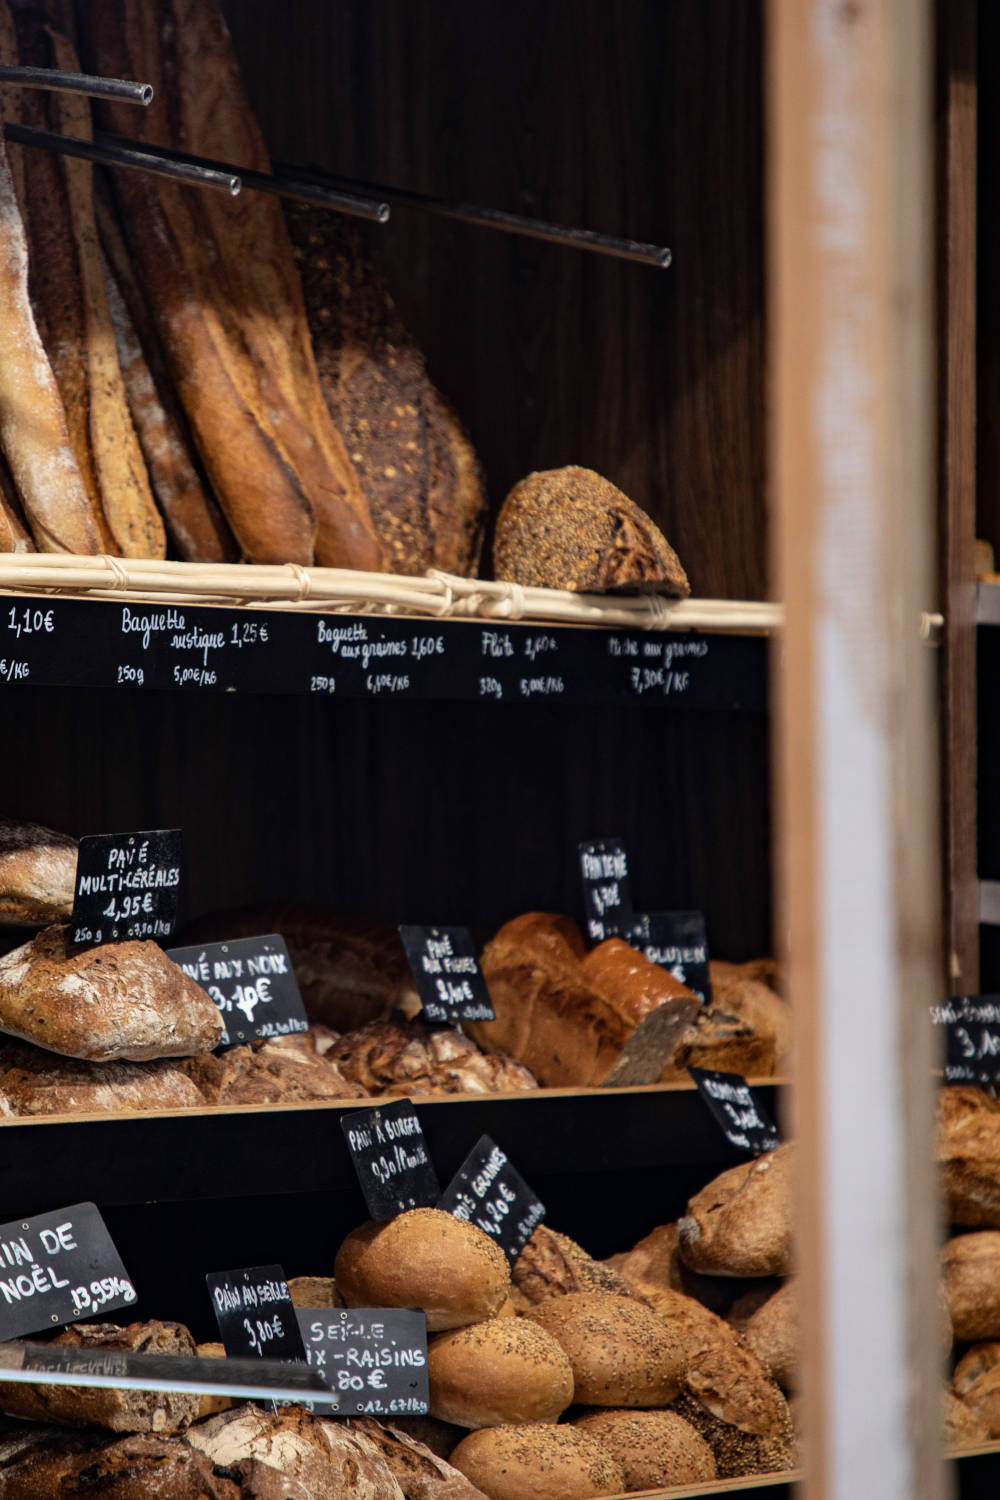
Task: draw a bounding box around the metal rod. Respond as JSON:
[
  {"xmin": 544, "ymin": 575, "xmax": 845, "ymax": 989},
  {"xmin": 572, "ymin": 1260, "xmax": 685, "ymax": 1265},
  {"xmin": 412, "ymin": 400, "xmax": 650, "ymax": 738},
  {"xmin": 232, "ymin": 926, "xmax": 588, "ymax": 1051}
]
[
  {"xmin": 0, "ymin": 64, "xmax": 152, "ymax": 106},
  {"xmin": 92, "ymin": 132, "xmax": 389, "ymax": 223},
  {"xmin": 3, "ymin": 121, "xmax": 240, "ymax": 195},
  {"xmin": 274, "ymin": 163, "xmax": 671, "ymax": 268}
]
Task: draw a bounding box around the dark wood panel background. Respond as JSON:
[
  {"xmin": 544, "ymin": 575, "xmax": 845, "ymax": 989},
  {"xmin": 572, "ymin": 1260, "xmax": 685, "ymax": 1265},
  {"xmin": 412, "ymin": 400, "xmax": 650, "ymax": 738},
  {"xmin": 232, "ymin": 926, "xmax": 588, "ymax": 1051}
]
[{"xmin": 221, "ymin": 0, "xmax": 767, "ymax": 601}]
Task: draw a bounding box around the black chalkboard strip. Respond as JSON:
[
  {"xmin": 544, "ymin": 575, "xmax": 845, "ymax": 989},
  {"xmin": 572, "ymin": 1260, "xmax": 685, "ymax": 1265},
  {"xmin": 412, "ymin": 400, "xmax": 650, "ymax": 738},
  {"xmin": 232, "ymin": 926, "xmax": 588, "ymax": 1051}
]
[
  {"xmin": 0, "ymin": 1202, "xmax": 136, "ymax": 1340},
  {"xmin": 166, "ymin": 934, "xmax": 308, "ymax": 1046},
  {"xmin": 205, "ymin": 1264, "xmax": 307, "ymax": 1365},
  {"xmin": 578, "ymin": 837, "xmax": 632, "ymax": 941},
  {"xmin": 70, "ymin": 829, "xmax": 182, "ymax": 947},
  {"xmin": 340, "ymin": 1100, "xmax": 441, "ymax": 1220},
  {"xmin": 931, "ymin": 995, "xmax": 1000, "ymax": 1084},
  {"xmin": 688, "ymin": 1068, "xmax": 780, "ymax": 1155},
  {"xmin": 296, "ymin": 1307, "xmax": 429, "ymax": 1417},
  {"xmin": 437, "ymin": 1135, "xmax": 545, "ymax": 1264},
  {"xmin": 398, "ymin": 925, "xmax": 495, "ymax": 1023}
]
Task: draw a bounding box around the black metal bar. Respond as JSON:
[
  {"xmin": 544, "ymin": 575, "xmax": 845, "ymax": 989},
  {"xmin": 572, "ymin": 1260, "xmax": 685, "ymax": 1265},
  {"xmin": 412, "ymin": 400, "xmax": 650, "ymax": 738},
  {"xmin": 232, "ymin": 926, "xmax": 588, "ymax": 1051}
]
[
  {"xmin": 274, "ymin": 162, "xmax": 671, "ymax": 268},
  {"xmin": 0, "ymin": 64, "xmax": 152, "ymax": 106},
  {"xmin": 3, "ymin": 121, "xmax": 240, "ymax": 195},
  {"xmin": 92, "ymin": 131, "xmax": 389, "ymax": 223}
]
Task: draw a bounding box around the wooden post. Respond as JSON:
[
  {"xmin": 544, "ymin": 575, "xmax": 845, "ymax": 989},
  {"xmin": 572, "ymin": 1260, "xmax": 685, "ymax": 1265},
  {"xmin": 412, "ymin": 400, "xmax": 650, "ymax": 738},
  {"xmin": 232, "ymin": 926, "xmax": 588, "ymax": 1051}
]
[{"xmin": 769, "ymin": 3, "xmax": 945, "ymax": 1500}]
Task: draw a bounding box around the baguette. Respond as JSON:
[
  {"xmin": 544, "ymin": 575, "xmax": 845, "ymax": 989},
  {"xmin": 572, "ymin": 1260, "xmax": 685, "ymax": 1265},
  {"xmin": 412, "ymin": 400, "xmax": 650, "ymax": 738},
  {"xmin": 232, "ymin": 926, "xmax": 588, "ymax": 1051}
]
[
  {"xmin": 0, "ymin": 449, "xmax": 33, "ymax": 553},
  {"xmin": 0, "ymin": 88, "xmax": 101, "ymax": 551}
]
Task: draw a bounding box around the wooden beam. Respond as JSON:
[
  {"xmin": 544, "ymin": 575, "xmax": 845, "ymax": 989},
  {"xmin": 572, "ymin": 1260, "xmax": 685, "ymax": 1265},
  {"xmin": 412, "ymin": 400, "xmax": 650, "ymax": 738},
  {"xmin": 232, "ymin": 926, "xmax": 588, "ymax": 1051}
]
[{"xmin": 769, "ymin": 2, "xmax": 944, "ymax": 1499}]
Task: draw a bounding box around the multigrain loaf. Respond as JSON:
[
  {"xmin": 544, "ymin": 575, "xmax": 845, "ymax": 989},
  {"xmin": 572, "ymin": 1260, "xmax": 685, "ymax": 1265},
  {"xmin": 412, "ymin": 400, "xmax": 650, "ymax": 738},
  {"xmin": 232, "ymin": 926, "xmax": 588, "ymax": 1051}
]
[
  {"xmin": 288, "ymin": 204, "xmax": 485, "ymax": 578},
  {"xmin": 0, "ymin": 925, "xmax": 223, "ymax": 1061},
  {"xmin": 427, "ymin": 1317, "xmax": 574, "ymax": 1427},
  {"xmin": 0, "ymin": 1321, "xmax": 200, "ymax": 1433},
  {"xmin": 573, "ymin": 1408, "xmax": 717, "ymax": 1490},
  {"xmin": 669, "ymin": 1387, "xmax": 797, "ymax": 1479},
  {"xmin": 943, "ymin": 1232, "xmax": 1000, "ymax": 1341},
  {"xmin": 85, "ymin": 0, "xmax": 382, "ymax": 570},
  {"xmin": 493, "ymin": 466, "xmax": 690, "ymax": 595},
  {"xmin": 525, "ymin": 1291, "xmax": 686, "ymax": 1406},
  {"xmin": 677, "ymin": 1144, "xmax": 794, "ymax": 1278},
  {"xmin": 448, "ymin": 1424, "xmax": 624, "ymax": 1500},
  {"xmin": 938, "ymin": 1086, "xmax": 1000, "ymax": 1227},
  {"xmin": 0, "ymin": 819, "xmax": 77, "ymax": 925},
  {"xmin": 335, "ymin": 1209, "xmax": 510, "ymax": 1330}
]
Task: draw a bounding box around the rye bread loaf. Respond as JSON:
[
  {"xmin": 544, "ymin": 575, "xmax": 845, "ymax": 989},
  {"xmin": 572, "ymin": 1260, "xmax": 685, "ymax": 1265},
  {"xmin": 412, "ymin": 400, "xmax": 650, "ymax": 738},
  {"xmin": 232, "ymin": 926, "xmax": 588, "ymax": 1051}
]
[
  {"xmin": 427, "ymin": 1317, "xmax": 574, "ymax": 1428},
  {"xmin": 0, "ymin": 1321, "xmax": 200, "ymax": 1432},
  {"xmin": 0, "ymin": 925, "xmax": 223, "ymax": 1061},
  {"xmin": 525, "ymin": 1291, "xmax": 686, "ymax": 1407},
  {"xmin": 738, "ymin": 1281, "xmax": 798, "ymax": 1391},
  {"xmin": 493, "ymin": 466, "xmax": 690, "ymax": 595},
  {"xmin": 0, "ymin": 1042, "xmax": 205, "ymax": 1116},
  {"xmin": 677, "ymin": 1144, "xmax": 794, "ymax": 1278},
  {"xmin": 938, "ymin": 1086, "xmax": 1000, "ymax": 1227},
  {"xmin": 85, "ymin": 0, "xmax": 382, "ymax": 570},
  {"xmin": 287, "ymin": 205, "xmax": 485, "ymax": 578},
  {"xmin": 186, "ymin": 1404, "xmax": 404, "ymax": 1499},
  {"xmin": 512, "ymin": 1225, "xmax": 635, "ymax": 1305},
  {"xmin": 448, "ymin": 1424, "xmax": 624, "ymax": 1500},
  {"xmin": 288, "ymin": 1275, "xmax": 342, "ymax": 1308},
  {"xmin": 573, "ymin": 1408, "xmax": 717, "ymax": 1490},
  {"xmin": 0, "ymin": 819, "xmax": 77, "ymax": 925},
  {"xmin": 335, "ymin": 1209, "xmax": 510, "ymax": 1331},
  {"xmin": 0, "ymin": 123, "xmax": 101, "ymax": 553},
  {"xmin": 350, "ymin": 1419, "xmax": 488, "ymax": 1500}
]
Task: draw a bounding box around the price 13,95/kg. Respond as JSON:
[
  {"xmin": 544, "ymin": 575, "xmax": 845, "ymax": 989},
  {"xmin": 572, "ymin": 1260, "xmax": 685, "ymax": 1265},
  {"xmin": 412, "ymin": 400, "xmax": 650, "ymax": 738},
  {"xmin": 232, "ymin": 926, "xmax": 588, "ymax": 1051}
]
[
  {"xmin": 7, "ymin": 605, "xmax": 54, "ymax": 639},
  {"xmin": 69, "ymin": 1276, "xmax": 136, "ymax": 1317}
]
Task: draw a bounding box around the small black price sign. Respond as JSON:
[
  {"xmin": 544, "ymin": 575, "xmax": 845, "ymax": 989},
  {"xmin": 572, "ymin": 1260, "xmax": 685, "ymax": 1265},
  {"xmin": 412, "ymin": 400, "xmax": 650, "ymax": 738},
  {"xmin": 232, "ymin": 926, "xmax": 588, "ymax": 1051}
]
[
  {"xmin": 689, "ymin": 1068, "xmax": 780, "ymax": 1155},
  {"xmin": 624, "ymin": 911, "xmax": 712, "ymax": 1006},
  {"xmin": 398, "ymin": 926, "xmax": 495, "ymax": 1024},
  {"xmin": 0, "ymin": 1202, "xmax": 137, "ymax": 1340},
  {"xmin": 437, "ymin": 1135, "xmax": 546, "ymax": 1264},
  {"xmin": 341, "ymin": 1100, "xmax": 441, "ymax": 1221},
  {"xmin": 70, "ymin": 829, "xmax": 182, "ymax": 947},
  {"xmin": 206, "ymin": 1265, "xmax": 307, "ymax": 1365},
  {"xmin": 166, "ymin": 934, "xmax": 309, "ymax": 1047},
  {"xmin": 296, "ymin": 1308, "xmax": 429, "ymax": 1417},
  {"xmin": 932, "ymin": 995, "xmax": 1000, "ymax": 1084},
  {"xmin": 578, "ymin": 837, "xmax": 632, "ymax": 941}
]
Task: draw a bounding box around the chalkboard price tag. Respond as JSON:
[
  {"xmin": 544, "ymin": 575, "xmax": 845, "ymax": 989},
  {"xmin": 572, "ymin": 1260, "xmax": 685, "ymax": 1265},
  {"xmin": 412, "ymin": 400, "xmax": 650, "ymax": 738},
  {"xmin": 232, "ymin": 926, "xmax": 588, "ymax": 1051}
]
[
  {"xmin": 578, "ymin": 837, "xmax": 632, "ymax": 941},
  {"xmin": 623, "ymin": 911, "xmax": 712, "ymax": 1006},
  {"xmin": 70, "ymin": 829, "xmax": 182, "ymax": 947},
  {"xmin": 0, "ymin": 1202, "xmax": 137, "ymax": 1340},
  {"xmin": 437, "ymin": 1135, "xmax": 546, "ymax": 1264},
  {"xmin": 398, "ymin": 926, "xmax": 495, "ymax": 1024},
  {"xmin": 931, "ymin": 995, "xmax": 1000, "ymax": 1084},
  {"xmin": 166, "ymin": 934, "xmax": 309, "ymax": 1047},
  {"xmin": 206, "ymin": 1265, "xmax": 307, "ymax": 1365},
  {"xmin": 688, "ymin": 1068, "xmax": 780, "ymax": 1155},
  {"xmin": 341, "ymin": 1100, "xmax": 441, "ymax": 1220},
  {"xmin": 296, "ymin": 1308, "xmax": 429, "ymax": 1417}
]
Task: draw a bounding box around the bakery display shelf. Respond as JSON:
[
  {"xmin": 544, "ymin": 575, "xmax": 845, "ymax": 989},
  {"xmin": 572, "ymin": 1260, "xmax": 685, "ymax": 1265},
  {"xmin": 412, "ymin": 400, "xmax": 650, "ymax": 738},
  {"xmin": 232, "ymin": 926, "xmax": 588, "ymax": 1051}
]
[
  {"xmin": 623, "ymin": 1475, "xmax": 798, "ymax": 1500},
  {"xmin": 0, "ymin": 1079, "xmax": 784, "ymax": 1218},
  {"xmin": 0, "ymin": 586, "xmax": 770, "ymax": 707}
]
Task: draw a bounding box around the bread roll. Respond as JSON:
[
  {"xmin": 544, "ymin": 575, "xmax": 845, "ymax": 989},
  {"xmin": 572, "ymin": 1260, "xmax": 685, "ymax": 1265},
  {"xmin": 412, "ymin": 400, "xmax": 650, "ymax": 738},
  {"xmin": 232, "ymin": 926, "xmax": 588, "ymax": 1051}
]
[
  {"xmin": 186, "ymin": 1405, "xmax": 402, "ymax": 1498},
  {"xmin": 0, "ymin": 925, "xmax": 223, "ymax": 1061},
  {"xmin": 938, "ymin": 1086, "xmax": 1000, "ymax": 1227},
  {"xmin": 740, "ymin": 1282, "xmax": 798, "ymax": 1391},
  {"xmin": 573, "ymin": 1408, "xmax": 717, "ymax": 1490},
  {"xmin": 428, "ymin": 1317, "xmax": 573, "ymax": 1428},
  {"xmin": 525, "ymin": 1291, "xmax": 686, "ymax": 1407},
  {"xmin": 677, "ymin": 1144, "xmax": 794, "ymax": 1278},
  {"xmin": 0, "ymin": 1042, "xmax": 205, "ymax": 1116},
  {"xmin": 669, "ymin": 1388, "xmax": 797, "ymax": 1479},
  {"xmin": 512, "ymin": 1225, "xmax": 635, "ymax": 1305},
  {"xmin": 943, "ymin": 1389, "xmax": 990, "ymax": 1447},
  {"xmin": 0, "ymin": 1321, "xmax": 200, "ymax": 1433},
  {"xmin": 943, "ymin": 1232, "xmax": 1000, "ymax": 1341},
  {"xmin": 449, "ymin": 1425, "xmax": 624, "ymax": 1500},
  {"xmin": 0, "ymin": 819, "xmax": 77, "ymax": 925},
  {"xmin": 335, "ymin": 1208, "xmax": 510, "ymax": 1330},
  {"xmin": 954, "ymin": 1343, "xmax": 1000, "ymax": 1437},
  {"xmin": 493, "ymin": 466, "xmax": 690, "ymax": 595}
]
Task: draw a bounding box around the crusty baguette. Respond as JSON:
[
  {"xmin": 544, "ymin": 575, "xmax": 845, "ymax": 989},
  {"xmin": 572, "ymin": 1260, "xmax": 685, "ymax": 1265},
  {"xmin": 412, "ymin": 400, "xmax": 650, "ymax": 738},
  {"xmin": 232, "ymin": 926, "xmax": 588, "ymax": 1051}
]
[
  {"xmin": 85, "ymin": 0, "xmax": 382, "ymax": 568},
  {"xmin": 41, "ymin": 24, "xmax": 165, "ymax": 558},
  {"xmin": 97, "ymin": 190, "xmax": 237, "ymax": 561},
  {"xmin": 0, "ymin": 450, "xmax": 34, "ymax": 553},
  {"xmin": 0, "ymin": 127, "xmax": 101, "ymax": 553}
]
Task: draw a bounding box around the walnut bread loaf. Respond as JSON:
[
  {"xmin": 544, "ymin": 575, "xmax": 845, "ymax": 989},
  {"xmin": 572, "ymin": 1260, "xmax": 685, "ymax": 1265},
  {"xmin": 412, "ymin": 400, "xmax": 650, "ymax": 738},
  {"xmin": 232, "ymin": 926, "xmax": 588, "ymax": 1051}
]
[{"xmin": 493, "ymin": 466, "xmax": 690, "ymax": 595}]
